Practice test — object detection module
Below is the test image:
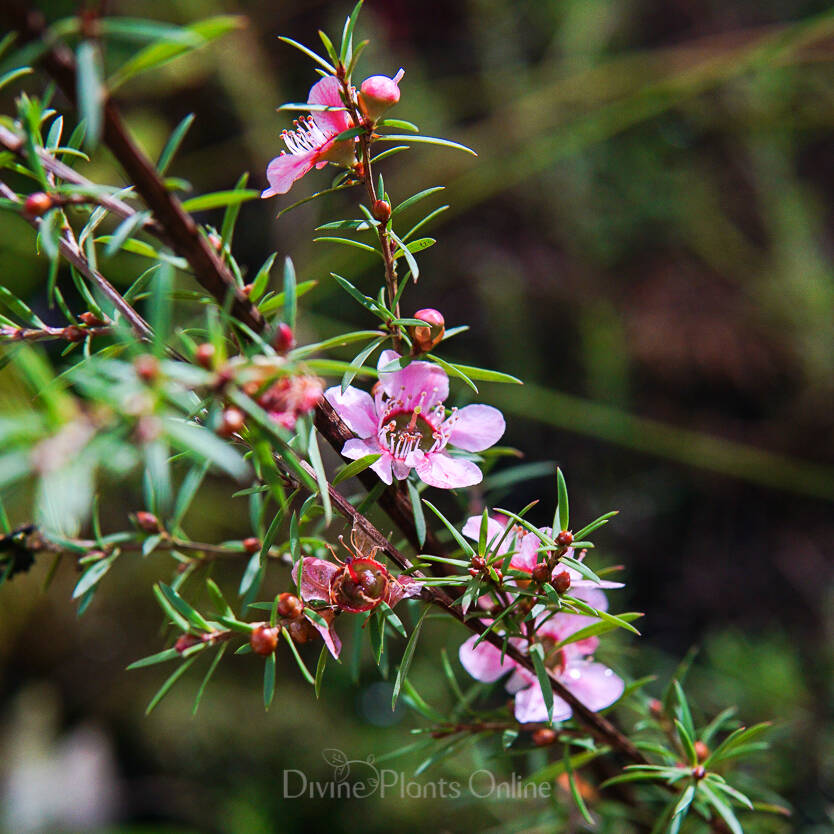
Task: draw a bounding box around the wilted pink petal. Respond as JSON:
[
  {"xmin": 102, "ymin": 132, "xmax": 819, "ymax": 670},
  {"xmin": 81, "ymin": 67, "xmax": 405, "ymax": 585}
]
[
  {"xmin": 325, "ymin": 386, "xmax": 377, "ymax": 438},
  {"xmin": 445, "ymin": 404, "xmax": 506, "ymax": 452},
  {"xmin": 413, "ymin": 451, "xmax": 482, "ymax": 489},
  {"xmin": 293, "ymin": 556, "xmax": 339, "ymax": 602},
  {"xmin": 306, "ymin": 612, "xmax": 342, "ymax": 659},
  {"xmin": 386, "ymin": 575, "xmax": 423, "ymax": 608}
]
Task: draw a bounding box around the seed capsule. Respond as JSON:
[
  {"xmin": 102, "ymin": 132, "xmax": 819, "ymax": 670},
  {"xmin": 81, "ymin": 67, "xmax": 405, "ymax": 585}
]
[
  {"xmin": 195, "ymin": 342, "xmax": 216, "ymax": 369},
  {"xmin": 372, "ymin": 199, "xmax": 391, "ymax": 222},
  {"xmin": 552, "ymin": 570, "xmax": 571, "ymax": 594},
  {"xmin": 531, "ymin": 562, "xmax": 551, "ymax": 584},
  {"xmin": 24, "ymin": 192, "xmax": 54, "ymax": 217},
  {"xmin": 556, "ymin": 530, "xmax": 573, "ymax": 547},
  {"xmin": 272, "ymin": 322, "xmax": 296, "ymax": 354},
  {"xmin": 250, "ymin": 624, "xmax": 280, "ymax": 656},
  {"xmin": 276, "ymin": 592, "xmax": 304, "ymax": 619},
  {"xmin": 532, "ymin": 728, "xmax": 557, "ymax": 747},
  {"xmin": 135, "ymin": 511, "xmax": 160, "ymax": 532},
  {"xmin": 242, "ymin": 537, "xmax": 261, "ymax": 555}
]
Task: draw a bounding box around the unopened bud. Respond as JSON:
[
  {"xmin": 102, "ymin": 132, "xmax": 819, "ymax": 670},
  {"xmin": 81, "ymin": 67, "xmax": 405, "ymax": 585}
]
[
  {"xmin": 250, "ymin": 624, "xmax": 280, "ymax": 656},
  {"xmin": 63, "ymin": 325, "xmax": 85, "ymax": 342},
  {"xmin": 531, "ymin": 562, "xmax": 551, "ymax": 584},
  {"xmin": 241, "ymin": 283, "xmax": 253, "ymax": 297},
  {"xmin": 467, "ymin": 567, "xmax": 479, "ymax": 577},
  {"xmin": 276, "ymin": 592, "xmax": 304, "ymax": 619},
  {"xmin": 273, "ymin": 322, "xmax": 295, "ymax": 354},
  {"xmin": 79, "ymin": 312, "xmax": 106, "ymax": 327},
  {"xmin": 207, "ymin": 232, "xmax": 223, "ymax": 252},
  {"xmin": 372, "ymin": 199, "xmax": 391, "ymax": 222},
  {"xmin": 470, "ymin": 555, "xmax": 486, "ymax": 572},
  {"xmin": 218, "ymin": 406, "xmax": 245, "ymax": 438},
  {"xmin": 556, "ymin": 530, "xmax": 573, "ymax": 547},
  {"xmin": 411, "ymin": 308, "xmax": 445, "ymax": 353},
  {"xmin": 175, "ymin": 633, "xmax": 200, "ymax": 653},
  {"xmin": 532, "ymin": 728, "xmax": 557, "ymax": 747},
  {"xmin": 288, "ymin": 618, "xmax": 316, "ymax": 644},
  {"xmin": 694, "ymin": 741, "xmax": 709, "ymax": 762},
  {"xmin": 649, "ymin": 698, "xmax": 664, "ymax": 718},
  {"xmin": 242, "ymin": 537, "xmax": 261, "ymax": 555},
  {"xmin": 24, "ymin": 192, "xmax": 54, "ymax": 217},
  {"xmin": 552, "ymin": 570, "xmax": 571, "ymax": 594},
  {"xmin": 692, "ymin": 765, "xmax": 706, "ymax": 780},
  {"xmin": 134, "ymin": 354, "xmax": 159, "ymax": 383},
  {"xmin": 358, "ymin": 69, "xmax": 404, "ymax": 121},
  {"xmin": 135, "ymin": 511, "xmax": 160, "ymax": 532},
  {"xmin": 195, "ymin": 342, "xmax": 216, "ymax": 369}
]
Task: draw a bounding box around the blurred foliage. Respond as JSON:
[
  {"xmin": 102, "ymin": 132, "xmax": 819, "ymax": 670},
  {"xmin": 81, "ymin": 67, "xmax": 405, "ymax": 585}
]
[{"xmin": 1, "ymin": 0, "xmax": 834, "ymax": 831}]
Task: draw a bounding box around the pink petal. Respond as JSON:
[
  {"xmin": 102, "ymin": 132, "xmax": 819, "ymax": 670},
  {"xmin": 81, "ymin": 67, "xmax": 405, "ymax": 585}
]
[
  {"xmin": 513, "ymin": 682, "xmax": 572, "ymax": 724},
  {"xmin": 308, "ymin": 76, "xmax": 352, "ymax": 135},
  {"xmin": 325, "ymin": 385, "xmax": 378, "ymax": 438},
  {"xmin": 458, "ymin": 635, "xmax": 515, "ymax": 683},
  {"xmin": 386, "ymin": 575, "xmax": 423, "ymax": 607},
  {"xmin": 509, "ymin": 531, "xmax": 542, "ymax": 573},
  {"xmin": 262, "ymin": 150, "xmax": 318, "ymax": 197},
  {"xmin": 561, "ymin": 660, "xmax": 624, "ymax": 713},
  {"xmin": 462, "ymin": 514, "xmax": 505, "ymax": 546},
  {"xmin": 293, "ymin": 557, "xmax": 339, "ymax": 602},
  {"xmin": 377, "ymin": 350, "xmax": 449, "ymax": 409},
  {"xmin": 340, "ymin": 438, "xmax": 393, "ymax": 485},
  {"xmin": 414, "ymin": 451, "xmax": 482, "ymax": 489},
  {"xmin": 306, "ymin": 613, "xmax": 342, "ymax": 659},
  {"xmin": 446, "ymin": 404, "xmax": 505, "ymax": 452}
]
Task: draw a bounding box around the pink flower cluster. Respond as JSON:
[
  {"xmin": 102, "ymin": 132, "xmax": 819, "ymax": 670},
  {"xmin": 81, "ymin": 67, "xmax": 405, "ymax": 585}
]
[
  {"xmin": 326, "ymin": 351, "xmax": 505, "ymax": 488},
  {"xmin": 458, "ymin": 513, "xmax": 624, "ymax": 723}
]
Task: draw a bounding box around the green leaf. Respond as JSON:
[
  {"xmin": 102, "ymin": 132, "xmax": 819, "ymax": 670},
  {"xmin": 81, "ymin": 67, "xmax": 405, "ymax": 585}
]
[
  {"xmin": 431, "ymin": 361, "xmax": 522, "ymax": 385},
  {"xmin": 564, "ymin": 744, "xmax": 594, "ymax": 825},
  {"xmin": 392, "ymin": 187, "xmax": 444, "ymax": 216},
  {"xmin": 146, "ymin": 657, "xmax": 196, "ymax": 715},
  {"xmin": 315, "ymin": 644, "xmax": 328, "ymax": 698},
  {"xmin": 529, "ymin": 642, "xmax": 554, "ymax": 722},
  {"xmin": 375, "ymin": 134, "xmax": 477, "ymax": 155},
  {"xmin": 554, "ymin": 612, "xmax": 643, "ymax": 648},
  {"xmin": 426, "ymin": 353, "xmax": 477, "ymax": 392},
  {"xmin": 109, "ymin": 16, "xmax": 245, "ymax": 89},
  {"xmin": 282, "ymin": 627, "xmax": 315, "ymax": 684},
  {"xmin": 0, "ymin": 66, "xmax": 33, "ymax": 92},
  {"xmin": 163, "ymin": 418, "xmax": 248, "ymax": 480},
  {"xmin": 289, "ymin": 329, "xmax": 383, "ymax": 359},
  {"xmin": 699, "ymin": 784, "xmax": 743, "ymax": 834},
  {"xmin": 674, "ymin": 718, "xmax": 698, "ymax": 766},
  {"xmin": 340, "ymin": 0, "xmax": 364, "ymax": 63},
  {"xmin": 422, "ymin": 500, "xmax": 475, "ymax": 556},
  {"xmin": 72, "ymin": 554, "xmax": 116, "ymax": 599},
  {"xmin": 158, "ymin": 582, "xmax": 212, "ymax": 631},
  {"xmin": 377, "ymin": 118, "xmax": 419, "ymax": 133},
  {"xmin": 126, "ymin": 647, "xmax": 180, "ymax": 670},
  {"xmin": 283, "ymin": 256, "xmax": 297, "ymax": 329},
  {"xmin": 391, "ymin": 606, "xmax": 428, "ymax": 709},
  {"xmin": 0, "ymin": 285, "xmax": 45, "ymax": 327},
  {"xmin": 263, "ymin": 651, "xmax": 277, "ymax": 709},
  {"xmin": 76, "ymin": 40, "xmax": 104, "ymax": 148},
  {"xmin": 313, "ymin": 236, "xmax": 379, "ymax": 256},
  {"xmin": 341, "ymin": 336, "xmax": 385, "ymax": 392},
  {"xmin": 277, "ymin": 36, "xmax": 336, "ymax": 73},
  {"xmin": 332, "ymin": 453, "xmax": 382, "ymax": 484},
  {"xmin": 180, "ymin": 189, "xmax": 259, "ymax": 212},
  {"xmin": 407, "ymin": 480, "xmax": 426, "ymax": 548},
  {"xmin": 249, "ymin": 252, "xmax": 276, "ymax": 303},
  {"xmin": 556, "ymin": 467, "xmax": 569, "ymax": 533},
  {"xmin": 573, "ymin": 511, "xmax": 619, "ymax": 541},
  {"xmin": 97, "ymin": 18, "xmax": 205, "ymax": 45},
  {"xmin": 220, "ymin": 171, "xmax": 249, "ymax": 246},
  {"xmin": 192, "ymin": 643, "xmax": 227, "ymax": 715},
  {"xmin": 307, "ymin": 426, "xmax": 332, "ymax": 526}
]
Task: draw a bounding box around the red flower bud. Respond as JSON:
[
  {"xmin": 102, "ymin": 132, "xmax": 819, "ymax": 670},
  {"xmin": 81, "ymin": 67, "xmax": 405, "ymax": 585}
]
[
  {"xmin": 250, "ymin": 624, "xmax": 280, "ymax": 656},
  {"xmin": 208, "ymin": 232, "xmax": 223, "ymax": 252},
  {"xmin": 470, "ymin": 555, "xmax": 486, "ymax": 572},
  {"xmin": 218, "ymin": 406, "xmax": 245, "ymax": 438},
  {"xmin": 194, "ymin": 342, "xmax": 216, "ymax": 369},
  {"xmin": 63, "ymin": 325, "xmax": 85, "ymax": 342},
  {"xmin": 411, "ymin": 308, "xmax": 445, "ymax": 353},
  {"xmin": 272, "ymin": 322, "xmax": 296, "ymax": 354},
  {"xmin": 649, "ymin": 698, "xmax": 664, "ymax": 718},
  {"xmin": 276, "ymin": 592, "xmax": 304, "ymax": 620},
  {"xmin": 694, "ymin": 741, "xmax": 709, "ymax": 762},
  {"xmin": 372, "ymin": 199, "xmax": 391, "ymax": 222},
  {"xmin": 552, "ymin": 570, "xmax": 571, "ymax": 594},
  {"xmin": 24, "ymin": 192, "xmax": 54, "ymax": 217},
  {"xmin": 532, "ymin": 728, "xmax": 557, "ymax": 747},
  {"xmin": 358, "ymin": 70, "xmax": 404, "ymax": 121},
  {"xmin": 556, "ymin": 530, "xmax": 573, "ymax": 547},
  {"xmin": 134, "ymin": 354, "xmax": 159, "ymax": 383},
  {"xmin": 135, "ymin": 511, "xmax": 160, "ymax": 532},
  {"xmin": 692, "ymin": 765, "xmax": 706, "ymax": 780},
  {"xmin": 175, "ymin": 633, "xmax": 200, "ymax": 653},
  {"xmin": 242, "ymin": 537, "xmax": 261, "ymax": 555},
  {"xmin": 531, "ymin": 562, "xmax": 551, "ymax": 584},
  {"xmin": 288, "ymin": 618, "xmax": 317, "ymax": 644},
  {"xmin": 79, "ymin": 312, "xmax": 106, "ymax": 327}
]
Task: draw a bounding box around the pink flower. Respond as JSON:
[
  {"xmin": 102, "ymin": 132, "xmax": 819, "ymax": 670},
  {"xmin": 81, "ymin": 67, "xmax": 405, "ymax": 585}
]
[
  {"xmin": 325, "ymin": 350, "xmax": 505, "ymax": 488},
  {"xmin": 292, "ymin": 555, "xmax": 422, "ymax": 658},
  {"xmin": 458, "ymin": 613, "xmax": 624, "ymax": 724},
  {"xmin": 358, "ymin": 68, "xmax": 404, "ymax": 121},
  {"xmin": 461, "ymin": 514, "xmax": 623, "ymax": 609},
  {"xmin": 258, "ymin": 374, "xmax": 323, "ymax": 430},
  {"xmin": 262, "ymin": 77, "xmax": 356, "ymax": 197}
]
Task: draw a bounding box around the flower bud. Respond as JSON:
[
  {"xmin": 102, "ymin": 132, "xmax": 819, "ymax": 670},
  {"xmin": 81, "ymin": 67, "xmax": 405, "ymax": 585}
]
[
  {"xmin": 218, "ymin": 406, "xmax": 245, "ymax": 438},
  {"xmin": 79, "ymin": 312, "xmax": 106, "ymax": 327},
  {"xmin": 470, "ymin": 555, "xmax": 486, "ymax": 572},
  {"xmin": 134, "ymin": 354, "xmax": 159, "ymax": 383},
  {"xmin": 556, "ymin": 530, "xmax": 573, "ymax": 547},
  {"xmin": 135, "ymin": 511, "xmax": 160, "ymax": 532},
  {"xmin": 372, "ymin": 199, "xmax": 391, "ymax": 222},
  {"xmin": 411, "ymin": 308, "xmax": 445, "ymax": 353},
  {"xmin": 694, "ymin": 741, "xmax": 709, "ymax": 762},
  {"xmin": 250, "ymin": 624, "xmax": 280, "ymax": 655},
  {"xmin": 63, "ymin": 325, "xmax": 85, "ymax": 343},
  {"xmin": 288, "ymin": 618, "xmax": 317, "ymax": 644},
  {"xmin": 276, "ymin": 592, "xmax": 304, "ymax": 619},
  {"xmin": 195, "ymin": 342, "xmax": 216, "ymax": 369},
  {"xmin": 358, "ymin": 69, "xmax": 404, "ymax": 121},
  {"xmin": 531, "ymin": 562, "xmax": 551, "ymax": 584},
  {"xmin": 207, "ymin": 232, "xmax": 223, "ymax": 252},
  {"xmin": 532, "ymin": 728, "xmax": 557, "ymax": 747},
  {"xmin": 24, "ymin": 191, "xmax": 54, "ymax": 217},
  {"xmin": 649, "ymin": 698, "xmax": 664, "ymax": 718},
  {"xmin": 330, "ymin": 557, "xmax": 390, "ymax": 613},
  {"xmin": 552, "ymin": 570, "xmax": 571, "ymax": 594},
  {"xmin": 692, "ymin": 765, "xmax": 706, "ymax": 780},
  {"xmin": 242, "ymin": 536, "xmax": 261, "ymax": 555},
  {"xmin": 175, "ymin": 633, "xmax": 200, "ymax": 653},
  {"xmin": 273, "ymin": 322, "xmax": 296, "ymax": 354}
]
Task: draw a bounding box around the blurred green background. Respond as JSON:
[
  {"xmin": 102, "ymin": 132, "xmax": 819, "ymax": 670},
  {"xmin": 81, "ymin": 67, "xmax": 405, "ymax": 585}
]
[{"xmin": 1, "ymin": 0, "xmax": 834, "ymax": 831}]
